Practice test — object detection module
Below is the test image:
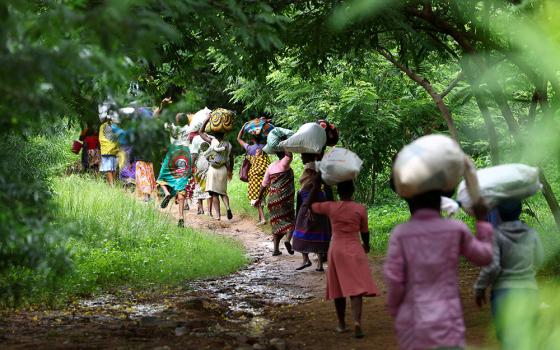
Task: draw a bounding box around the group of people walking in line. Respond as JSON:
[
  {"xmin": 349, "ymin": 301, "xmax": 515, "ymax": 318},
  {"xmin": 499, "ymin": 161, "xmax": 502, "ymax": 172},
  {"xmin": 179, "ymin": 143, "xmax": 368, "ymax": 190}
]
[{"xmin": 76, "ymin": 98, "xmax": 543, "ymax": 350}]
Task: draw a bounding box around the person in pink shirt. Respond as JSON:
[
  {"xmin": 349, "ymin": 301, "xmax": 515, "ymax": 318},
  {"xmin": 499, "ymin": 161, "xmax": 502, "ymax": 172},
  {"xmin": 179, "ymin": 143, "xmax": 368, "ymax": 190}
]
[
  {"xmin": 254, "ymin": 151, "xmax": 295, "ymax": 256},
  {"xmin": 311, "ymin": 179, "xmax": 379, "ymax": 339},
  {"xmin": 383, "ymin": 189, "xmax": 493, "ymax": 350}
]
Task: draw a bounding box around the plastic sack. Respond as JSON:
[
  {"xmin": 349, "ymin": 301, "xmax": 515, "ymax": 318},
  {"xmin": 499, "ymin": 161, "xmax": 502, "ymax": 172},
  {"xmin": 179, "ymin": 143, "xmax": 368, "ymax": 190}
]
[
  {"xmin": 457, "ymin": 164, "xmax": 541, "ymax": 215},
  {"xmin": 190, "ymin": 135, "xmax": 206, "ymax": 155},
  {"xmin": 263, "ymin": 127, "xmax": 294, "ymax": 154},
  {"xmin": 278, "ymin": 123, "xmax": 326, "ymax": 154},
  {"xmin": 441, "ymin": 197, "xmax": 460, "ymax": 217},
  {"xmin": 316, "ymin": 147, "xmax": 363, "ymax": 185},
  {"xmin": 244, "ymin": 118, "xmax": 275, "ymax": 139},
  {"xmin": 71, "ymin": 140, "xmax": 83, "ymax": 154},
  {"xmin": 205, "ymin": 108, "xmax": 235, "ymax": 133},
  {"xmin": 393, "ymin": 134, "xmax": 465, "ymax": 198},
  {"xmin": 189, "ymin": 107, "xmax": 211, "ymax": 133}
]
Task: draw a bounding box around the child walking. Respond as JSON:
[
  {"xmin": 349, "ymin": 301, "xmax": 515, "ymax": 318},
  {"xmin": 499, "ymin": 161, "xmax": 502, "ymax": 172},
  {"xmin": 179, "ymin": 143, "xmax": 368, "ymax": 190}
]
[
  {"xmin": 474, "ymin": 199, "xmax": 543, "ymax": 350},
  {"xmin": 310, "ymin": 179, "xmax": 378, "ymax": 338},
  {"xmin": 384, "ymin": 190, "xmax": 493, "ymax": 350}
]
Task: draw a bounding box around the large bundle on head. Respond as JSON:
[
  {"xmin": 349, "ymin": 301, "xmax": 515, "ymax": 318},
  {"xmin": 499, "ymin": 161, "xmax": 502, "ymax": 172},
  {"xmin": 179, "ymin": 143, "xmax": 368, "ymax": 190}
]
[
  {"xmin": 316, "ymin": 119, "xmax": 339, "ymax": 147},
  {"xmin": 263, "ymin": 127, "xmax": 294, "ymax": 154},
  {"xmin": 393, "ymin": 134, "xmax": 465, "ymax": 198},
  {"xmin": 316, "ymin": 147, "xmax": 362, "ymax": 185},
  {"xmin": 457, "ymin": 164, "xmax": 541, "ymax": 215},
  {"xmin": 279, "ymin": 123, "xmax": 327, "ymax": 154},
  {"xmin": 205, "ymin": 108, "xmax": 235, "ymax": 133},
  {"xmin": 244, "ymin": 118, "xmax": 275, "ymax": 141},
  {"xmin": 189, "ymin": 107, "xmax": 211, "ymax": 132}
]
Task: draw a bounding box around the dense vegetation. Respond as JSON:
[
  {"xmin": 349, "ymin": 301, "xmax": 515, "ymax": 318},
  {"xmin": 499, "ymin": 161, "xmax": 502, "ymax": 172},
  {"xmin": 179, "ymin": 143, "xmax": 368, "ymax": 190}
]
[{"xmin": 2, "ymin": 0, "xmax": 560, "ymax": 305}]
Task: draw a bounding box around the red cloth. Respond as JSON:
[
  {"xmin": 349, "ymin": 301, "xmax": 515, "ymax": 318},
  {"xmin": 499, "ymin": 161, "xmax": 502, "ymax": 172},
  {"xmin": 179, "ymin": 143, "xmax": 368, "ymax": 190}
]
[
  {"xmin": 83, "ymin": 135, "xmax": 100, "ymax": 150},
  {"xmin": 312, "ymin": 201, "xmax": 379, "ymax": 300}
]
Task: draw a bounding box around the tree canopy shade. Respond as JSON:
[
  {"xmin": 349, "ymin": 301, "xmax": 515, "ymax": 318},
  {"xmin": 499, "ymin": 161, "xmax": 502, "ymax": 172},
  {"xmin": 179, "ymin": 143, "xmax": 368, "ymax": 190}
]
[{"xmin": 3, "ymin": 0, "xmax": 560, "ymax": 303}]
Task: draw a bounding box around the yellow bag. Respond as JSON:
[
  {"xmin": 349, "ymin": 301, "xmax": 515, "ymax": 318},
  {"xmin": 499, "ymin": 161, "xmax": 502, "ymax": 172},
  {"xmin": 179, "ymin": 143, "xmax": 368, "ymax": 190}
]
[{"xmin": 205, "ymin": 108, "xmax": 234, "ymax": 133}]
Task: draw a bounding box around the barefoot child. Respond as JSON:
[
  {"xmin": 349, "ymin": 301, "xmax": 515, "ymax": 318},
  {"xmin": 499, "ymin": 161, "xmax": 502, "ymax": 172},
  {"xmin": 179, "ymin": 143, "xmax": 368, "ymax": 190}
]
[
  {"xmin": 384, "ymin": 190, "xmax": 493, "ymax": 350},
  {"xmin": 474, "ymin": 199, "xmax": 543, "ymax": 349},
  {"xmin": 310, "ymin": 179, "xmax": 378, "ymax": 338}
]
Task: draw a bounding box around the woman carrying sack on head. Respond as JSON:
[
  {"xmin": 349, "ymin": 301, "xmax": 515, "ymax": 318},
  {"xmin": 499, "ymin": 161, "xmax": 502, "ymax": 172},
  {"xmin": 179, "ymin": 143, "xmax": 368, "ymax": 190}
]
[
  {"xmin": 199, "ymin": 116, "xmax": 234, "ymax": 221},
  {"xmin": 237, "ymin": 125, "xmax": 270, "ymax": 225}
]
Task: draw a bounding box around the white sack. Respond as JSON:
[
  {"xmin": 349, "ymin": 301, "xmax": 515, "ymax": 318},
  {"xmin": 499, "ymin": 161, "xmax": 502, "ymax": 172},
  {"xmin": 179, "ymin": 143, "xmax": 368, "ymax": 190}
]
[
  {"xmin": 441, "ymin": 197, "xmax": 460, "ymax": 217},
  {"xmin": 317, "ymin": 147, "xmax": 363, "ymax": 185},
  {"xmin": 189, "ymin": 107, "xmax": 211, "ymax": 133},
  {"xmin": 278, "ymin": 123, "xmax": 326, "ymax": 154},
  {"xmin": 393, "ymin": 134, "xmax": 465, "ymax": 198},
  {"xmin": 190, "ymin": 135, "xmax": 206, "ymax": 155},
  {"xmin": 457, "ymin": 164, "xmax": 541, "ymax": 215}
]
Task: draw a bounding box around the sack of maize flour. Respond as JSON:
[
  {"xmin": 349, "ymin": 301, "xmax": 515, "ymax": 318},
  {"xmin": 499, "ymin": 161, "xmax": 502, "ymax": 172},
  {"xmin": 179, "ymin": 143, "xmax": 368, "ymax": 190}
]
[
  {"xmin": 393, "ymin": 134, "xmax": 465, "ymax": 198},
  {"xmin": 263, "ymin": 127, "xmax": 294, "ymax": 154},
  {"xmin": 205, "ymin": 108, "xmax": 235, "ymax": 133},
  {"xmin": 189, "ymin": 107, "xmax": 211, "ymax": 133},
  {"xmin": 279, "ymin": 123, "xmax": 326, "ymax": 154},
  {"xmin": 317, "ymin": 147, "xmax": 362, "ymax": 186},
  {"xmin": 457, "ymin": 164, "xmax": 541, "ymax": 215}
]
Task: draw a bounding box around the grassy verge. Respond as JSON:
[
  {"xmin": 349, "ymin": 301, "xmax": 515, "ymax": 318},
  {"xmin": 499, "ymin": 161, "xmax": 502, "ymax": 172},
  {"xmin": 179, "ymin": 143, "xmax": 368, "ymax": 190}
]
[{"xmin": 29, "ymin": 175, "xmax": 247, "ymax": 304}]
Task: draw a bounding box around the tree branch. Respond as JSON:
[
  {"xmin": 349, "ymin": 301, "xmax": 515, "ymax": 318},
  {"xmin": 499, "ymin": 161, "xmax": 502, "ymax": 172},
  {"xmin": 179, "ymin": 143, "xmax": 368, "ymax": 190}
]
[{"xmin": 441, "ymin": 71, "xmax": 464, "ymax": 98}]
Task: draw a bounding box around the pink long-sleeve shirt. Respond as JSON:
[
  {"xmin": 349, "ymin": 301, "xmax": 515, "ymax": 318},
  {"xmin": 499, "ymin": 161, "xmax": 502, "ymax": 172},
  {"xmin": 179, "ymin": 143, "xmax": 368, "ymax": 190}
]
[{"xmin": 383, "ymin": 209, "xmax": 493, "ymax": 350}]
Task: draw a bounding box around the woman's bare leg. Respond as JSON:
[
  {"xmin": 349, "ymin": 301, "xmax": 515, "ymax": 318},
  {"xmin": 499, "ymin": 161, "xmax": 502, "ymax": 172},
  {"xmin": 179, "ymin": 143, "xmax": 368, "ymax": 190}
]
[
  {"xmin": 350, "ymin": 296, "xmax": 364, "ymax": 338},
  {"xmin": 334, "ymin": 298, "xmax": 346, "ymax": 332},
  {"xmin": 296, "ymin": 253, "xmax": 312, "ymax": 270},
  {"xmin": 213, "ymin": 194, "xmax": 221, "ymax": 219},
  {"xmin": 257, "ymin": 205, "xmax": 265, "ymax": 223}
]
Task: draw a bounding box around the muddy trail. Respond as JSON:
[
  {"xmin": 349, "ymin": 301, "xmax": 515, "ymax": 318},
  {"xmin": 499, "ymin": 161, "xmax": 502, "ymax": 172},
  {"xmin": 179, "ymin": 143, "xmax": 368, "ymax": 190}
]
[{"xmin": 1, "ymin": 202, "xmax": 498, "ymax": 350}]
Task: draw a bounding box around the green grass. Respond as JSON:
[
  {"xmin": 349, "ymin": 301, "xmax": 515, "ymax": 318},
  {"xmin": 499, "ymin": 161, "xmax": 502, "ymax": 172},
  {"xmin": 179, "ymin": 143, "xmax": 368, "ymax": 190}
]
[{"xmin": 29, "ymin": 175, "xmax": 247, "ymax": 303}]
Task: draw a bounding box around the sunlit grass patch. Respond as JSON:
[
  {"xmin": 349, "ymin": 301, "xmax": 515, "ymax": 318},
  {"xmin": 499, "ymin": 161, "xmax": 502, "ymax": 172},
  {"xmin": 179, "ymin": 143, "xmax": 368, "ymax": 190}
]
[{"xmin": 44, "ymin": 175, "xmax": 247, "ymax": 302}]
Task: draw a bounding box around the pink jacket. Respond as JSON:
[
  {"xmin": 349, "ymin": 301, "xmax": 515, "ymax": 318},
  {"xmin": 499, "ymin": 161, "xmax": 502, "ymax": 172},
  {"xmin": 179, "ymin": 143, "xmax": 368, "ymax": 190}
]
[{"xmin": 383, "ymin": 209, "xmax": 493, "ymax": 350}]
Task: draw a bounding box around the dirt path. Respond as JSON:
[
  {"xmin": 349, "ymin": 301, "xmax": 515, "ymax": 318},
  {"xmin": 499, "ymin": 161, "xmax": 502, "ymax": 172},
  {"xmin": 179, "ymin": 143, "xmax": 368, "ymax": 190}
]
[{"xmin": 0, "ymin": 203, "xmax": 498, "ymax": 349}]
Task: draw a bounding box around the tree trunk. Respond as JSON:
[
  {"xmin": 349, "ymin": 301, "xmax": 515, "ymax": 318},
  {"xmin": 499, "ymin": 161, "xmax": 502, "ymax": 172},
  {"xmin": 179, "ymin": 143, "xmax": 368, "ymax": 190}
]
[
  {"xmin": 539, "ymin": 170, "xmax": 560, "ymax": 228},
  {"xmin": 474, "ymin": 93, "xmax": 500, "ymax": 165},
  {"xmin": 377, "ymin": 48, "xmax": 459, "ymax": 140},
  {"xmin": 409, "ymin": 3, "xmax": 560, "ymax": 229}
]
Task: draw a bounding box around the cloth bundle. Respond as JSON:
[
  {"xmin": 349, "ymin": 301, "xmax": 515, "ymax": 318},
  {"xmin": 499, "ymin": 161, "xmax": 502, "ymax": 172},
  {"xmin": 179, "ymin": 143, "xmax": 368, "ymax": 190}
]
[
  {"xmin": 263, "ymin": 127, "xmax": 295, "ymax": 154},
  {"xmin": 205, "ymin": 108, "xmax": 235, "ymax": 133},
  {"xmin": 279, "ymin": 123, "xmax": 327, "ymax": 154},
  {"xmin": 316, "ymin": 147, "xmax": 363, "ymax": 186},
  {"xmin": 393, "ymin": 134, "xmax": 465, "ymax": 198},
  {"xmin": 244, "ymin": 118, "xmax": 275, "ymax": 140},
  {"xmin": 457, "ymin": 164, "xmax": 541, "ymax": 215}
]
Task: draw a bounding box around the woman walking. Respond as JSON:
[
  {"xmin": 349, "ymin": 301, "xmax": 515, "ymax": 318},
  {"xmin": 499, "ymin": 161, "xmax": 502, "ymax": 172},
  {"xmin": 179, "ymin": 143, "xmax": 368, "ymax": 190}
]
[
  {"xmin": 199, "ymin": 116, "xmax": 234, "ymax": 220},
  {"xmin": 384, "ymin": 190, "xmax": 492, "ymax": 350},
  {"xmin": 254, "ymin": 151, "xmax": 295, "ymax": 256},
  {"xmin": 310, "ymin": 179, "xmax": 378, "ymax": 339},
  {"xmin": 157, "ymin": 113, "xmax": 193, "ymax": 227},
  {"xmin": 292, "ymin": 163, "xmax": 331, "ymax": 271},
  {"xmin": 237, "ymin": 127, "xmax": 270, "ymax": 224},
  {"xmin": 190, "ymin": 135, "xmax": 211, "ymax": 215}
]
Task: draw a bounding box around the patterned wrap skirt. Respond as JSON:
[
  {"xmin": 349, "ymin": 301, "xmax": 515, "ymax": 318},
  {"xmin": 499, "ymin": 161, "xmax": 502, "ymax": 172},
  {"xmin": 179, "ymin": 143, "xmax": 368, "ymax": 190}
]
[
  {"xmin": 267, "ymin": 169, "xmax": 295, "ymax": 237},
  {"xmin": 248, "ymin": 154, "xmax": 270, "ymax": 201},
  {"xmin": 292, "ymin": 190, "xmax": 331, "ymax": 254},
  {"xmin": 157, "ymin": 144, "xmax": 192, "ymax": 196}
]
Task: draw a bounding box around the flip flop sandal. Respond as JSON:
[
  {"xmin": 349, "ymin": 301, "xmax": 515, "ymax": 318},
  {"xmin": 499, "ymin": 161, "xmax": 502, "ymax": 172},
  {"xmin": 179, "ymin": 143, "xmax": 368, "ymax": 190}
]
[
  {"xmin": 296, "ymin": 261, "xmax": 312, "ymax": 270},
  {"xmin": 354, "ymin": 326, "xmax": 364, "ymax": 339},
  {"xmin": 315, "ymin": 267, "xmax": 325, "ymax": 272},
  {"xmin": 272, "ymin": 251, "xmax": 282, "ymax": 256},
  {"xmin": 160, "ymin": 195, "xmax": 172, "ymax": 209},
  {"xmin": 336, "ymin": 325, "xmax": 348, "ymax": 333}
]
